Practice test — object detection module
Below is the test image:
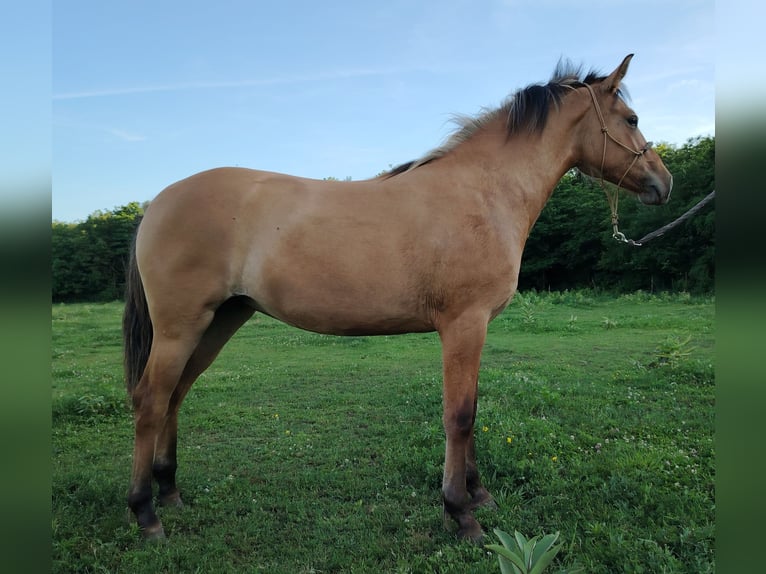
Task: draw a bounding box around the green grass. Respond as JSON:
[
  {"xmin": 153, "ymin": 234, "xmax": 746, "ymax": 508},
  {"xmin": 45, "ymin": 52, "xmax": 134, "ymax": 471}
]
[{"xmin": 52, "ymin": 291, "xmax": 714, "ymax": 573}]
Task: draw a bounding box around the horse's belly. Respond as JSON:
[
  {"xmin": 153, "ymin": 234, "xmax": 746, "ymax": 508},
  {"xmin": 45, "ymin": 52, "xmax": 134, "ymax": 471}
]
[{"xmin": 252, "ymin": 276, "xmax": 435, "ymax": 336}]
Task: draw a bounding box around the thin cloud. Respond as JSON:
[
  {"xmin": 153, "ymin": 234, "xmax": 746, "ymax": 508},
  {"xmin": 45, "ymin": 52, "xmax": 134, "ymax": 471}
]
[
  {"xmin": 110, "ymin": 129, "xmax": 146, "ymax": 142},
  {"xmin": 53, "ymin": 67, "xmax": 416, "ymax": 101}
]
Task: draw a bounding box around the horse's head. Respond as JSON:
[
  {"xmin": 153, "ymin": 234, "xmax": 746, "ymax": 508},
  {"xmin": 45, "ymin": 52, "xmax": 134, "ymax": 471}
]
[{"xmin": 577, "ymin": 54, "xmax": 673, "ymax": 206}]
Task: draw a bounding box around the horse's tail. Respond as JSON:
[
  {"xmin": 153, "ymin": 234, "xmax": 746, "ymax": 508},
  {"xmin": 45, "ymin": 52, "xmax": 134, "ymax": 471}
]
[{"xmin": 123, "ymin": 230, "xmax": 152, "ymax": 396}]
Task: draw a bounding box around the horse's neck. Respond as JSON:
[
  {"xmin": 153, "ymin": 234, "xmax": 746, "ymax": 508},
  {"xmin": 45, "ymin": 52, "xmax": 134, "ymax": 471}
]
[{"xmin": 440, "ymin": 121, "xmax": 577, "ymax": 234}]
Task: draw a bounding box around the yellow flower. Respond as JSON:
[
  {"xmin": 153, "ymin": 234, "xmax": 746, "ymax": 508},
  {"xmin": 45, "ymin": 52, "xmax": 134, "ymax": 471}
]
[
  {"xmin": 482, "ymin": 426, "xmax": 489, "ymax": 432},
  {"xmin": 506, "ymin": 436, "xmax": 513, "ymax": 444},
  {"xmin": 551, "ymin": 456, "xmax": 558, "ymax": 462}
]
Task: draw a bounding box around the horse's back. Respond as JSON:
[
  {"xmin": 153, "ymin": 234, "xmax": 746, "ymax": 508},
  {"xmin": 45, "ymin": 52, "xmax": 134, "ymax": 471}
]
[
  {"xmin": 143, "ymin": 167, "xmax": 313, "ymax": 222},
  {"xmin": 134, "ymin": 168, "xmax": 429, "ymax": 331}
]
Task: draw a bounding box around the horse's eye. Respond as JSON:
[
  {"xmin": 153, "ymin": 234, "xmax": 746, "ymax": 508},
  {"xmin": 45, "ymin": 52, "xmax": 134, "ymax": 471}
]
[{"xmin": 627, "ymin": 115, "xmax": 639, "ymax": 128}]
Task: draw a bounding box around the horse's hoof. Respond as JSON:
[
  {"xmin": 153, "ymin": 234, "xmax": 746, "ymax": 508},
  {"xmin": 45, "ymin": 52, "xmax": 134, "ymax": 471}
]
[
  {"xmin": 443, "ymin": 498, "xmax": 485, "ymax": 543},
  {"xmin": 142, "ymin": 523, "xmax": 166, "ymax": 541},
  {"xmin": 470, "ymin": 489, "xmax": 499, "ymax": 511},
  {"xmin": 457, "ymin": 523, "xmax": 485, "ymax": 545},
  {"xmin": 477, "ymin": 497, "xmax": 499, "ymax": 511},
  {"xmin": 159, "ymin": 493, "xmax": 185, "ymax": 509}
]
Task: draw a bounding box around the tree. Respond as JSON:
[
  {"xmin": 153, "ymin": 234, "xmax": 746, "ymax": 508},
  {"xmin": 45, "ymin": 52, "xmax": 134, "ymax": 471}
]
[
  {"xmin": 519, "ymin": 137, "xmax": 715, "ymax": 293},
  {"xmin": 594, "ymin": 136, "xmax": 715, "ymax": 293},
  {"xmin": 52, "ymin": 202, "xmax": 143, "ymax": 301},
  {"xmin": 519, "ymin": 171, "xmax": 606, "ymax": 290}
]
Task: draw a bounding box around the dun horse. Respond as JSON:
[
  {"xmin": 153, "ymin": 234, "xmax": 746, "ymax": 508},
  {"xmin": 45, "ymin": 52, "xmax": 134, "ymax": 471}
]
[{"xmin": 124, "ymin": 55, "xmax": 672, "ymax": 541}]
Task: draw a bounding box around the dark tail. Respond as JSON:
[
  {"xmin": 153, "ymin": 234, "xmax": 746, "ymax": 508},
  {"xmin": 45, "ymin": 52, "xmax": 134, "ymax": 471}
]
[{"xmin": 123, "ymin": 232, "xmax": 152, "ymax": 395}]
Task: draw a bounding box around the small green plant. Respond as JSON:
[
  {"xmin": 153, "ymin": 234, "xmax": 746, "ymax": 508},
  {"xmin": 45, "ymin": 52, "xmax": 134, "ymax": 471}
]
[
  {"xmin": 653, "ymin": 334, "xmax": 695, "ymax": 368},
  {"xmin": 53, "ymin": 393, "xmax": 127, "ymax": 423},
  {"xmin": 602, "ymin": 316, "xmax": 618, "ymax": 330},
  {"xmin": 521, "ymin": 299, "xmax": 537, "ymax": 327},
  {"xmin": 486, "ymin": 528, "xmax": 562, "ymax": 574}
]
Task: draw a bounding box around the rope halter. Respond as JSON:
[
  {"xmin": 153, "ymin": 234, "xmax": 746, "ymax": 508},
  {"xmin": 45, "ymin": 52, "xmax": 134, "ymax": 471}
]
[{"xmin": 583, "ymin": 82, "xmax": 653, "ymax": 246}]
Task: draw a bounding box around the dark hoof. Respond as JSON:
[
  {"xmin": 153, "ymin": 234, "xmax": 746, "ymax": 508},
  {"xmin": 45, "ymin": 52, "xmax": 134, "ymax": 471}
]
[
  {"xmin": 444, "ymin": 506, "xmax": 485, "ymax": 544},
  {"xmin": 158, "ymin": 492, "xmax": 185, "ymax": 509},
  {"xmin": 142, "ymin": 523, "xmax": 166, "ymax": 541},
  {"xmin": 457, "ymin": 522, "xmax": 485, "ymax": 544},
  {"xmin": 470, "ymin": 489, "xmax": 499, "ymax": 511}
]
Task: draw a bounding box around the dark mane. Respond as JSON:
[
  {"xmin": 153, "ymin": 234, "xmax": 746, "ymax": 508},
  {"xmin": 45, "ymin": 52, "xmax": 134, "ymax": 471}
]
[{"xmin": 381, "ymin": 60, "xmax": 626, "ymax": 179}]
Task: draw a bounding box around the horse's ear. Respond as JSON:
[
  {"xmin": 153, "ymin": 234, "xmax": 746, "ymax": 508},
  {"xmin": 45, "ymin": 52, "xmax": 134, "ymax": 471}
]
[{"xmin": 603, "ymin": 53, "xmax": 634, "ymax": 94}]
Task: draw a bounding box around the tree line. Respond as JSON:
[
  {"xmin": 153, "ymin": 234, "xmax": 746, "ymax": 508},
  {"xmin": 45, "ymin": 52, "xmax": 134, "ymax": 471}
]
[
  {"xmin": 52, "ymin": 202, "xmax": 145, "ymax": 302},
  {"xmin": 52, "ymin": 136, "xmax": 714, "ymax": 302}
]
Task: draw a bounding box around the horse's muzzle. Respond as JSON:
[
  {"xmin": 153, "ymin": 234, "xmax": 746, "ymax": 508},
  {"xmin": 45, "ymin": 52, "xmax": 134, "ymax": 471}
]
[{"xmin": 639, "ymin": 174, "xmax": 673, "ymax": 206}]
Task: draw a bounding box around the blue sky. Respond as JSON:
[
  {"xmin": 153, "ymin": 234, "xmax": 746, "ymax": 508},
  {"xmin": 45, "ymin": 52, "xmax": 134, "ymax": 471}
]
[{"xmin": 52, "ymin": 0, "xmax": 714, "ymax": 222}]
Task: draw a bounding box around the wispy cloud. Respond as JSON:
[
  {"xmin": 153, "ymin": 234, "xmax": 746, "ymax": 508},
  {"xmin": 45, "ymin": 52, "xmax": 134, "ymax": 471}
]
[
  {"xmin": 109, "ymin": 129, "xmax": 146, "ymax": 142},
  {"xmin": 53, "ymin": 67, "xmax": 416, "ymax": 101}
]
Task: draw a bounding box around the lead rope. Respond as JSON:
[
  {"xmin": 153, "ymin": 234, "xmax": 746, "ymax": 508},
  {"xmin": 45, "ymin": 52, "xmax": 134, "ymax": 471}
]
[
  {"xmin": 633, "ymin": 190, "xmax": 715, "ymax": 244},
  {"xmin": 583, "ymin": 83, "xmax": 651, "ymax": 246}
]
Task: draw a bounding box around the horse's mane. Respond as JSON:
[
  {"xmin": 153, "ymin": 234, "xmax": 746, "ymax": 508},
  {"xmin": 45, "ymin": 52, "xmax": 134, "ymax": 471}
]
[{"xmin": 382, "ymin": 60, "xmax": 628, "ymax": 178}]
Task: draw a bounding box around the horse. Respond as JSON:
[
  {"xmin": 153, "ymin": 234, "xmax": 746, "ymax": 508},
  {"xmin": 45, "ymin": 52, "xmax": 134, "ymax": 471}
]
[{"xmin": 123, "ymin": 54, "xmax": 672, "ymax": 542}]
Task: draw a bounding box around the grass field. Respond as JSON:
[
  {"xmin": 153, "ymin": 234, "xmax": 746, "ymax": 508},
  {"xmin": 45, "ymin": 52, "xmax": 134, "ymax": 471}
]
[{"xmin": 52, "ymin": 291, "xmax": 714, "ymax": 573}]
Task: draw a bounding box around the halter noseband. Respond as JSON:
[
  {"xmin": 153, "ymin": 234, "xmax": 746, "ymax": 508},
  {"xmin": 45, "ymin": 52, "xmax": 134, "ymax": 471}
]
[{"xmin": 583, "ymin": 82, "xmax": 652, "ymax": 245}]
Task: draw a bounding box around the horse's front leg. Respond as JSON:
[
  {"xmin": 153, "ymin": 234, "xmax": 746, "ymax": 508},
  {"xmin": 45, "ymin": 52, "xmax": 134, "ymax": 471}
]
[{"xmin": 438, "ymin": 312, "xmax": 488, "ymax": 542}]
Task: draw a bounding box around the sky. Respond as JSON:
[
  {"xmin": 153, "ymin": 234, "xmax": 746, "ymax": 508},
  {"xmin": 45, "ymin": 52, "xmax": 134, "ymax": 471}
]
[{"xmin": 52, "ymin": 0, "xmax": 715, "ymax": 222}]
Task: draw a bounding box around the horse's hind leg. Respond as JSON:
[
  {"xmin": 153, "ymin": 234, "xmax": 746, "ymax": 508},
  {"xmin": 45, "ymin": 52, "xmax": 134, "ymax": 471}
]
[
  {"xmin": 153, "ymin": 298, "xmax": 255, "ymax": 510},
  {"xmin": 129, "ymin": 324, "xmax": 209, "ymax": 540}
]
